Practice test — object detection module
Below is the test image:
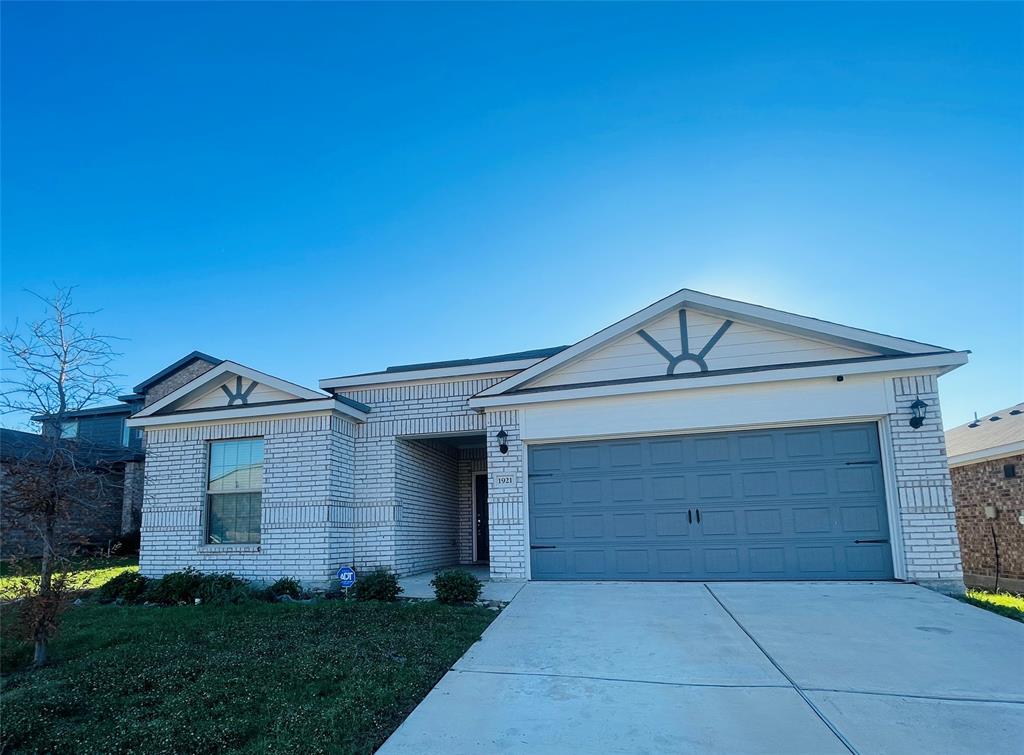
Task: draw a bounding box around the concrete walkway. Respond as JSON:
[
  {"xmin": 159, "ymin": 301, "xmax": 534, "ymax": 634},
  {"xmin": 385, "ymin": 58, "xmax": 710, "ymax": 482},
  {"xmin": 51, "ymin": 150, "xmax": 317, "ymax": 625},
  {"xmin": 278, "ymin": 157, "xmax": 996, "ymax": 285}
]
[
  {"xmin": 398, "ymin": 565, "xmax": 527, "ymax": 603},
  {"xmin": 380, "ymin": 582, "xmax": 1024, "ymax": 754}
]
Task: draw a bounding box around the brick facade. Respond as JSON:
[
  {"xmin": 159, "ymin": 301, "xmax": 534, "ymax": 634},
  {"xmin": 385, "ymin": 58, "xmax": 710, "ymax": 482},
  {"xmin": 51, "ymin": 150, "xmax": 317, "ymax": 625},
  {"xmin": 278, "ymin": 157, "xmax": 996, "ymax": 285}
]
[
  {"xmin": 143, "ymin": 358, "xmax": 218, "ymax": 407},
  {"xmin": 888, "ymin": 375, "xmax": 964, "ymax": 593},
  {"xmin": 121, "ymin": 459, "xmax": 145, "ymax": 534},
  {"xmin": 951, "ymin": 454, "xmax": 1024, "ymax": 592},
  {"xmin": 1, "ymin": 459, "xmax": 125, "ymax": 559},
  {"xmin": 137, "ymin": 368, "xmax": 968, "ymax": 592},
  {"xmin": 140, "ymin": 414, "xmax": 356, "ymax": 585}
]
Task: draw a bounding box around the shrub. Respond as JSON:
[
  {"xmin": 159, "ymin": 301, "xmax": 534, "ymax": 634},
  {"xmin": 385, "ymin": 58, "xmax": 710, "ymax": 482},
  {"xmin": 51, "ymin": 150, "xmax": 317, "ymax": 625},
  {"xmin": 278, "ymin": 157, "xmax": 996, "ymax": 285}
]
[
  {"xmin": 147, "ymin": 569, "xmax": 254, "ymax": 605},
  {"xmin": 197, "ymin": 573, "xmax": 252, "ymax": 605},
  {"xmin": 146, "ymin": 568, "xmax": 206, "ymax": 605},
  {"xmin": 431, "ymin": 569, "xmax": 482, "ymax": 605},
  {"xmin": 264, "ymin": 577, "xmax": 303, "ymax": 601},
  {"xmin": 351, "ymin": 569, "xmax": 402, "ymax": 602},
  {"xmin": 97, "ymin": 571, "xmax": 150, "ymax": 604}
]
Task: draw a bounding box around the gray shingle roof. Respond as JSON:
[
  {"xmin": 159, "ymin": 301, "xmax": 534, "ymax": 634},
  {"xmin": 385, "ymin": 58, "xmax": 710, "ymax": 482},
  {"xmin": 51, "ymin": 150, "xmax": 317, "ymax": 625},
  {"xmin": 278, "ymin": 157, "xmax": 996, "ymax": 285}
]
[{"xmin": 945, "ymin": 403, "xmax": 1024, "ymax": 461}]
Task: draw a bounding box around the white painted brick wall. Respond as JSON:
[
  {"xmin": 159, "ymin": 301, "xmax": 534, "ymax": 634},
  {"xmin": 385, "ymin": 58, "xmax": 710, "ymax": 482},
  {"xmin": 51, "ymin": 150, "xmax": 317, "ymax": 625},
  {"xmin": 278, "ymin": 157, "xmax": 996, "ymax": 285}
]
[
  {"xmin": 339, "ymin": 378, "xmax": 502, "ymax": 576},
  {"xmin": 140, "ymin": 369, "xmax": 963, "ymax": 592},
  {"xmin": 486, "ymin": 409, "xmax": 527, "ymax": 580},
  {"xmin": 457, "ymin": 449, "xmax": 486, "ymax": 564},
  {"xmin": 140, "ymin": 414, "xmax": 356, "ymax": 586},
  {"xmin": 889, "ymin": 374, "xmax": 964, "ymax": 593}
]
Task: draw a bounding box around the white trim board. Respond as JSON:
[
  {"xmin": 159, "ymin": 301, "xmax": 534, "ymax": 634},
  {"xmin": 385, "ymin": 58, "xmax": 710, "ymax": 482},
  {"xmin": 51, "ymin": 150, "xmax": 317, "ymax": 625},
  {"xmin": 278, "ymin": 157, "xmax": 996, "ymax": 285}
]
[
  {"xmin": 516, "ymin": 373, "xmax": 892, "ymax": 443},
  {"xmin": 476, "ymin": 289, "xmax": 957, "ymax": 398},
  {"xmin": 134, "ymin": 361, "xmax": 327, "ymax": 419},
  {"xmin": 469, "ymin": 351, "xmax": 969, "ymax": 410},
  {"xmin": 947, "ymin": 441, "xmax": 1024, "ymax": 468},
  {"xmin": 127, "ymin": 398, "xmax": 367, "ymax": 428}
]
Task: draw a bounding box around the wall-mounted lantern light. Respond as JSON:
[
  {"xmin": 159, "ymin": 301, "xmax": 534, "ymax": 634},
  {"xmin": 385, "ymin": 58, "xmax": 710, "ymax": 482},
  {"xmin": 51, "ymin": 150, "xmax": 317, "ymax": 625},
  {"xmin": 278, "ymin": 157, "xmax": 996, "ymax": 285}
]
[
  {"xmin": 909, "ymin": 399, "xmax": 928, "ymax": 429},
  {"xmin": 496, "ymin": 429, "xmax": 509, "ymax": 455}
]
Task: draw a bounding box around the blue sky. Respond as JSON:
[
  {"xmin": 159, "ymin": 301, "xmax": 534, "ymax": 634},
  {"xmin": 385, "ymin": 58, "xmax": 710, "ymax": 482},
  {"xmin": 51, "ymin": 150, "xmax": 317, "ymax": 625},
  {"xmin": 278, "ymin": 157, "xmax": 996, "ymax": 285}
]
[{"xmin": 2, "ymin": 2, "xmax": 1021, "ymax": 429}]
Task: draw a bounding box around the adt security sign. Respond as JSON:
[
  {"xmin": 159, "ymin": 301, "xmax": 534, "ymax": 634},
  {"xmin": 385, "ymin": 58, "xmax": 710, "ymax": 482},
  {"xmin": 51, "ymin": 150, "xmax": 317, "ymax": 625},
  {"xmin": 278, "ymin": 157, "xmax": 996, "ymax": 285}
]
[{"xmin": 337, "ymin": 566, "xmax": 357, "ymax": 589}]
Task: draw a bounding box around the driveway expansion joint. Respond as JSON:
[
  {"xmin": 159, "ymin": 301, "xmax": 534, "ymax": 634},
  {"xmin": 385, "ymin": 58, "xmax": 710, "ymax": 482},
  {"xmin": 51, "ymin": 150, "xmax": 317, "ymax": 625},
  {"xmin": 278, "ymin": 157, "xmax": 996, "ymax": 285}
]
[
  {"xmin": 803, "ymin": 687, "xmax": 1024, "ymax": 706},
  {"xmin": 454, "ymin": 667, "xmax": 794, "ymax": 691},
  {"xmin": 704, "ymin": 584, "xmax": 860, "ymax": 755}
]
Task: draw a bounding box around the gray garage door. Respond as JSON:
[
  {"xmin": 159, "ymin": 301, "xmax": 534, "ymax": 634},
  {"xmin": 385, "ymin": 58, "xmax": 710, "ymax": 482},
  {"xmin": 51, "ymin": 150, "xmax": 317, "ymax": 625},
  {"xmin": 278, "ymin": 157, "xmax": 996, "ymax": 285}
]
[{"xmin": 528, "ymin": 423, "xmax": 893, "ymax": 581}]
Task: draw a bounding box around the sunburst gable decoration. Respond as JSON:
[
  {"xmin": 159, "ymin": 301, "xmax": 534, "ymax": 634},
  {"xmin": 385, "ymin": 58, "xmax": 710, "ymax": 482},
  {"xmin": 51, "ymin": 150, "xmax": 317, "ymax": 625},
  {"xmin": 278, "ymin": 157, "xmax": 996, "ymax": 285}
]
[
  {"xmin": 220, "ymin": 375, "xmax": 258, "ymax": 406},
  {"xmin": 636, "ymin": 309, "xmax": 733, "ymax": 375}
]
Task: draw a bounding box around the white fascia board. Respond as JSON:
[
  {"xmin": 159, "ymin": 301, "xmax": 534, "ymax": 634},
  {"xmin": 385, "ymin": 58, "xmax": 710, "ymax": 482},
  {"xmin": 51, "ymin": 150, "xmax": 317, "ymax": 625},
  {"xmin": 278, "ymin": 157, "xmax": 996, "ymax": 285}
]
[
  {"xmin": 476, "ymin": 289, "xmax": 955, "ymax": 397},
  {"xmin": 134, "ymin": 361, "xmax": 325, "ymax": 418},
  {"xmin": 318, "ymin": 359, "xmax": 542, "ymax": 390},
  {"xmin": 947, "ymin": 441, "xmax": 1024, "ymax": 468},
  {"xmin": 127, "ymin": 397, "xmax": 366, "ymax": 428},
  {"xmin": 469, "ymin": 351, "xmax": 970, "ymax": 410}
]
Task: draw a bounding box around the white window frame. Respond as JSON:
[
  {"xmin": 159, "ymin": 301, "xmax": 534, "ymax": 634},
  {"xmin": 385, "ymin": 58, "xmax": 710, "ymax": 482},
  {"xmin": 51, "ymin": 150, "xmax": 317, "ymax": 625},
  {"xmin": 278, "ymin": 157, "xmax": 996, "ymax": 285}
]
[{"xmin": 205, "ymin": 437, "xmax": 264, "ymax": 545}]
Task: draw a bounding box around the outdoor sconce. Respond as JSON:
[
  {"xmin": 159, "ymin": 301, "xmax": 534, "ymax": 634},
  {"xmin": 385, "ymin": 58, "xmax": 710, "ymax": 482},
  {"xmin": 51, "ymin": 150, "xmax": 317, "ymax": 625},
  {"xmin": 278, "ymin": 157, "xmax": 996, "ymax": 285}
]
[
  {"xmin": 496, "ymin": 429, "xmax": 509, "ymax": 455},
  {"xmin": 909, "ymin": 399, "xmax": 928, "ymax": 429}
]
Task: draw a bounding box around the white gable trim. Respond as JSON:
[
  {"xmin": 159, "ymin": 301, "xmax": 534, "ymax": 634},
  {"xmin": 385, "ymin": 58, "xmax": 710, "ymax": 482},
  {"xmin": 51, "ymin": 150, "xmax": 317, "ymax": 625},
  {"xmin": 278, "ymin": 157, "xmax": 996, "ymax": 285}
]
[
  {"xmin": 127, "ymin": 397, "xmax": 367, "ymax": 428},
  {"xmin": 475, "ymin": 289, "xmax": 954, "ymax": 397},
  {"xmin": 947, "ymin": 440, "xmax": 1024, "ymax": 468},
  {"xmin": 132, "ymin": 361, "xmax": 326, "ymax": 419},
  {"xmin": 469, "ymin": 351, "xmax": 969, "ymax": 410}
]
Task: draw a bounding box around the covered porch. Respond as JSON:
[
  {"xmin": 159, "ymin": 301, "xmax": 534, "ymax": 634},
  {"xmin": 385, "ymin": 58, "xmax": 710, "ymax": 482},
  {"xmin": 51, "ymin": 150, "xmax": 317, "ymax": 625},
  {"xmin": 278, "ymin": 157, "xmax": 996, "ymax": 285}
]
[{"xmin": 393, "ymin": 431, "xmax": 491, "ymax": 576}]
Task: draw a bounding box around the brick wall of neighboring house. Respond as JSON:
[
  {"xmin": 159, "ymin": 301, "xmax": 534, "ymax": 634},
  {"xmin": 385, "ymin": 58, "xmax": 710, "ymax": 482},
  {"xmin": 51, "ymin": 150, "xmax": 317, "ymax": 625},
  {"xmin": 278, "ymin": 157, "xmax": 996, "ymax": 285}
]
[
  {"xmin": 951, "ymin": 453, "xmax": 1024, "ymax": 592},
  {"xmin": 1, "ymin": 461, "xmax": 125, "ymax": 559},
  {"xmin": 888, "ymin": 375, "xmax": 965, "ymax": 593},
  {"xmin": 143, "ymin": 358, "xmax": 219, "ymax": 407},
  {"xmin": 140, "ymin": 414, "xmax": 356, "ymax": 586},
  {"xmin": 120, "ymin": 459, "xmax": 145, "ymax": 534}
]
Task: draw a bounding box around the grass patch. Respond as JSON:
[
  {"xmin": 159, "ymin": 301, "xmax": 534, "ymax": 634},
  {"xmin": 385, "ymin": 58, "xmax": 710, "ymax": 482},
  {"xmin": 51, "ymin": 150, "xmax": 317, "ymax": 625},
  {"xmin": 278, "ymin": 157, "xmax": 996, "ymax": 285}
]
[
  {"xmin": 0, "ymin": 558, "xmax": 138, "ymax": 602},
  {"xmin": 1, "ymin": 598, "xmax": 494, "ymax": 753},
  {"xmin": 960, "ymin": 589, "xmax": 1024, "ymax": 623}
]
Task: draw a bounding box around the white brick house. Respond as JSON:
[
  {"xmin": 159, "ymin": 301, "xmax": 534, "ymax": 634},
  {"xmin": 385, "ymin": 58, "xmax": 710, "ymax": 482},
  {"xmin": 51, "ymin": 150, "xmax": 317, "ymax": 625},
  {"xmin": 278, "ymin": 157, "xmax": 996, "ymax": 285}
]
[{"xmin": 128, "ymin": 289, "xmax": 969, "ymax": 593}]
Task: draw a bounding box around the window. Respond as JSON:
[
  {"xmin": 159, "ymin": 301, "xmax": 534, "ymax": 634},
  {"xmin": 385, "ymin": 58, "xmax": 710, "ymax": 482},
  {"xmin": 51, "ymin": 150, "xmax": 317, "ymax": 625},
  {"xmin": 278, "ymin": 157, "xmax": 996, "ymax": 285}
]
[
  {"xmin": 60, "ymin": 421, "xmax": 78, "ymax": 438},
  {"xmin": 122, "ymin": 420, "xmax": 132, "ymax": 448},
  {"xmin": 206, "ymin": 438, "xmax": 263, "ymax": 544}
]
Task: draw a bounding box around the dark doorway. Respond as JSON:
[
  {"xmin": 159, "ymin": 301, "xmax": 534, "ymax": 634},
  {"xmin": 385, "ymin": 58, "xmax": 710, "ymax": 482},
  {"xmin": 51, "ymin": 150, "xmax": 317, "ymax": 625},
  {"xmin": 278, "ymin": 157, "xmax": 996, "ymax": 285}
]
[{"xmin": 474, "ymin": 473, "xmax": 489, "ymax": 562}]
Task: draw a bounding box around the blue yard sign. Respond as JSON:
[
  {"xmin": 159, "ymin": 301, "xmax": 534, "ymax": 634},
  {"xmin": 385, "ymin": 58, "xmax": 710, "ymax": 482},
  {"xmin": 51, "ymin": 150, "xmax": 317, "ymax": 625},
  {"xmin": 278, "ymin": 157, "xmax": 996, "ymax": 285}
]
[{"xmin": 337, "ymin": 566, "xmax": 357, "ymax": 588}]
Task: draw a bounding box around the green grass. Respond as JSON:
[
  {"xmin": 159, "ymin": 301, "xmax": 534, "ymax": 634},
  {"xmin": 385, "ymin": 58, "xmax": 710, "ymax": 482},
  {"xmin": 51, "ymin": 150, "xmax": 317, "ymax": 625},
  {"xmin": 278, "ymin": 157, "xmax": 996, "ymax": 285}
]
[
  {"xmin": 1, "ymin": 598, "xmax": 495, "ymax": 754},
  {"xmin": 0, "ymin": 557, "xmax": 139, "ymax": 602},
  {"xmin": 961, "ymin": 589, "xmax": 1024, "ymax": 623}
]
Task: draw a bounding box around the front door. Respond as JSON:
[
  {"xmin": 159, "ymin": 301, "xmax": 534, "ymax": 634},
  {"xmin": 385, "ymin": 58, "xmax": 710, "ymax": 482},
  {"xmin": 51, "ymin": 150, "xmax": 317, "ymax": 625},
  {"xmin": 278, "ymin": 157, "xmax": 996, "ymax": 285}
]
[{"xmin": 475, "ymin": 473, "xmax": 489, "ymax": 562}]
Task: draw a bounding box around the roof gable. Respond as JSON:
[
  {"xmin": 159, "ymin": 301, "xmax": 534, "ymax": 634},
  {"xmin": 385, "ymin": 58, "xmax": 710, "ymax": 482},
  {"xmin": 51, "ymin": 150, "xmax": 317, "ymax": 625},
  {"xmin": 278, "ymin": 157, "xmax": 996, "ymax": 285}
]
[
  {"xmin": 477, "ymin": 289, "xmax": 956, "ymax": 397},
  {"xmin": 529, "ymin": 308, "xmax": 875, "ymax": 389},
  {"xmin": 133, "ymin": 351, "xmax": 220, "ymax": 393},
  {"xmin": 132, "ymin": 361, "xmax": 326, "ymax": 419}
]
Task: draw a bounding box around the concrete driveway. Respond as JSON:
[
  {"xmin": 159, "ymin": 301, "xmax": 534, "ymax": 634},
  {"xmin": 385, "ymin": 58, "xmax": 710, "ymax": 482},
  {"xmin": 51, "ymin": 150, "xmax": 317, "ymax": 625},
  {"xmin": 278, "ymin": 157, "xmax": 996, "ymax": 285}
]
[{"xmin": 380, "ymin": 582, "xmax": 1024, "ymax": 754}]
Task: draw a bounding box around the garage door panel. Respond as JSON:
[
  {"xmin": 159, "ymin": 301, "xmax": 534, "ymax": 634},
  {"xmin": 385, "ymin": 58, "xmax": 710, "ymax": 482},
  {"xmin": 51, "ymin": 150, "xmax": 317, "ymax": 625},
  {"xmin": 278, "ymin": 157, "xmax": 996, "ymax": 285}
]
[{"xmin": 529, "ymin": 422, "xmax": 893, "ymax": 581}]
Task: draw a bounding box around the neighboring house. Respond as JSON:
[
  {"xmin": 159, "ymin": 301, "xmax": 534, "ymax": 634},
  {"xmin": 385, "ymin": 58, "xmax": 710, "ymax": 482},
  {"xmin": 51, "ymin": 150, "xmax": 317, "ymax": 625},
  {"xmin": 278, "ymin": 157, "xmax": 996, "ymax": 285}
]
[
  {"xmin": 0, "ymin": 428, "xmax": 142, "ymax": 558},
  {"xmin": 946, "ymin": 405, "xmax": 1024, "ymax": 594},
  {"xmin": 29, "ymin": 351, "xmax": 224, "ymax": 536},
  {"xmin": 126, "ymin": 289, "xmax": 970, "ymax": 593}
]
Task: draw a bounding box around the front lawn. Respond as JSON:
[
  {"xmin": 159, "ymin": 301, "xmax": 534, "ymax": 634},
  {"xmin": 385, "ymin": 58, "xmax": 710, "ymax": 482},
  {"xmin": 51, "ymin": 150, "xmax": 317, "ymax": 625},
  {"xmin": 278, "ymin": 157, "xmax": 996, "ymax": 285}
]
[
  {"xmin": 0, "ymin": 557, "xmax": 139, "ymax": 602},
  {"xmin": 1, "ymin": 599, "xmax": 495, "ymax": 753},
  {"xmin": 961, "ymin": 589, "xmax": 1024, "ymax": 623}
]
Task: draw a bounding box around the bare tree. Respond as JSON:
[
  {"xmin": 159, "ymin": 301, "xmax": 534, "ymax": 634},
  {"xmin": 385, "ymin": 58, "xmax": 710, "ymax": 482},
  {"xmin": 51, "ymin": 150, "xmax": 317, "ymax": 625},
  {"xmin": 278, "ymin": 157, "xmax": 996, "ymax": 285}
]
[{"xmin": 1, "ymin": 285, "xmax": 122, "ymax": 666}]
